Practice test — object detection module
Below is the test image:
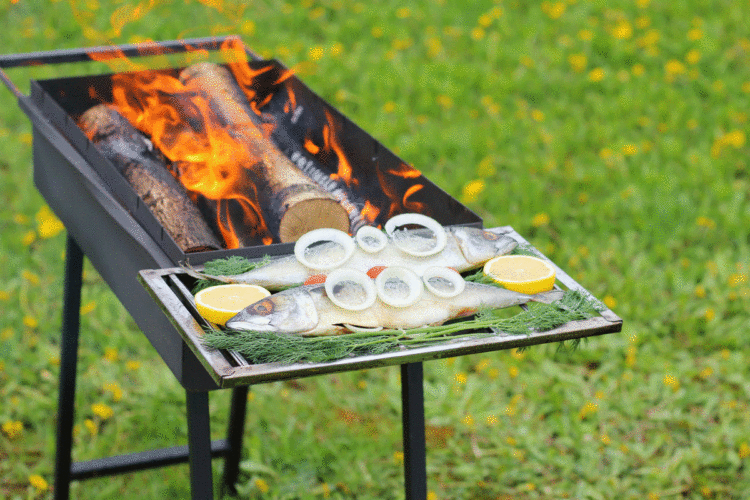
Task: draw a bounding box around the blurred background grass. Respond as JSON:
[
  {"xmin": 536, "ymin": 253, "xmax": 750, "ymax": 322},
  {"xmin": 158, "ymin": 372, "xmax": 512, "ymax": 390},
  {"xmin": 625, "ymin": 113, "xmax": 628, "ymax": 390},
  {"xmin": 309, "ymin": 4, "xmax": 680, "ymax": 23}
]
[{"xmin": 0, "ymin": 0, "xmax": 748, "ymax": 499}]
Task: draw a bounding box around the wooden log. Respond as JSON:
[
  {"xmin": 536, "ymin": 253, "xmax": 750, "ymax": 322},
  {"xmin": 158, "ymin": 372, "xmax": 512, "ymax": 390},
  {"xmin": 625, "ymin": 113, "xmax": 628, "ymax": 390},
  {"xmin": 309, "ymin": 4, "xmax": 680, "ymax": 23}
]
[
  {"xmin": 78, "ymin": 104, "xmax": 223, "ymax": 253},
  {"xmin": 179, "ymin": 62, "xmax": 351, "ymax": 242}
]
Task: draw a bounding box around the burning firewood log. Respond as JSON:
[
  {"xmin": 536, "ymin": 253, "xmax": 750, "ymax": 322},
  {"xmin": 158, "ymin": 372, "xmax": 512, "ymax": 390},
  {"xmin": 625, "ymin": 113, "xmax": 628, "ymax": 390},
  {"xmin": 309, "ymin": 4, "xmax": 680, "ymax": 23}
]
[
  {"xmin": 78, "ymin": 104, "xmax": 223, "ymax": 253},
  {"xmin": 179, "ymin": 62, "xmax": 350, "ymax": 243}
]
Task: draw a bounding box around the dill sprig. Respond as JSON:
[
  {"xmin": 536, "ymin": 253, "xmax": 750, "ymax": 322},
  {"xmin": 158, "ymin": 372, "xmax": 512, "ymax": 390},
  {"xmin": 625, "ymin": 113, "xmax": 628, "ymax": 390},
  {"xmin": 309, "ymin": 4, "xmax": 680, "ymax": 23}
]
[
  {"xmin": 191, "ymin": 255, "xmax": 271, "ymax": 293},
  {"xmin": 202, "ymin": 290, "xmax": 599, "ymax": 364}
]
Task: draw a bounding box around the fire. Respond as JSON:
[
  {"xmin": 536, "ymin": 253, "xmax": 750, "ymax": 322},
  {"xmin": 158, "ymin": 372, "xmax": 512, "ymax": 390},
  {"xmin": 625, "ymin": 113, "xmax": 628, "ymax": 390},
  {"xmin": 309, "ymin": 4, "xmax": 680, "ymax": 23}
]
[
  {"xmin": 360, "ymin": 200, "xmax": 380, "ymax": 225},
  {"xmin": 109, "ymin": 68, "xmax": 272, "ymax": 247},
  {"xmin": 322, "ymin": 109, "xmax": 357, "ymax": 187}
]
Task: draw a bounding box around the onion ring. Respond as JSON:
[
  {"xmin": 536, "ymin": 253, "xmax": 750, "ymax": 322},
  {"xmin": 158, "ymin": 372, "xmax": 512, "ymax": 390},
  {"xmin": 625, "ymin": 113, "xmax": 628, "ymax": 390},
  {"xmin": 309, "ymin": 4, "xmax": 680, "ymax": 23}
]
[
  {"xmin": 384, "ymin": 213, "xmax": 447, "ymax": 257},
  {"xmin": 324, "ymin": 268, "xmax": 377, "ymax": 311},
  {"xmin": 294, "ymin": 228, "xmax": 355, "ymax": 271},
  {"xmin": 355, "ymin": 225, "xmax": 388, "ymax": 253},
  {"xmin": 375, "ymin": 266, "xmax": 424, "ymax": 308},
  {"xmin": 422, "ymin": 266, "xmax": 465, "ymax": 298}
]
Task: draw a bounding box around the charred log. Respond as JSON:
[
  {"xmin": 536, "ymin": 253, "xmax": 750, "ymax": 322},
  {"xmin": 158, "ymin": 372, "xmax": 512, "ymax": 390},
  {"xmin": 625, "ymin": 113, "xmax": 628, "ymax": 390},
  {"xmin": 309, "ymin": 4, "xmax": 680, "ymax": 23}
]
[
  {"xmin": 179, "ymin": 62, "xmax": 350, "ymax": 242},
  {"xmin": 78, "ymin": 104, "xmax": 222, "ymax": 252}
]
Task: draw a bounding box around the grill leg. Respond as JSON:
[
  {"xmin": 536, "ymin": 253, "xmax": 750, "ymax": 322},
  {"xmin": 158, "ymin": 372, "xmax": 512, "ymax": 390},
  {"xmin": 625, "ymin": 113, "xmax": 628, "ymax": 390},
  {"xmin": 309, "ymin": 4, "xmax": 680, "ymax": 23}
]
[
  {"xmin": 53, "ymin": 235, "xmax": 85, "ymax": 500},
  {"xmin": 222, "ymin": 386, "xmax": 248, "ymax": 495},
  {"xmin": 186, "ymin": 390, "xmax": 214, "ymax": 499},
  {"xmin": 401, "ymin": 362, "xmax": 427, "ymax": 500}
]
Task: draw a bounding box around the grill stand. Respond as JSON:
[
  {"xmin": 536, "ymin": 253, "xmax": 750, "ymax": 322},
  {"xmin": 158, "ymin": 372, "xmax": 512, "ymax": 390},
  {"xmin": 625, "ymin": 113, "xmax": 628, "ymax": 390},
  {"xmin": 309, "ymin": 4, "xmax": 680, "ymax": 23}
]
[{"xmin": 52, "ymin": 234, "xmax": 428, "ymax": 499}]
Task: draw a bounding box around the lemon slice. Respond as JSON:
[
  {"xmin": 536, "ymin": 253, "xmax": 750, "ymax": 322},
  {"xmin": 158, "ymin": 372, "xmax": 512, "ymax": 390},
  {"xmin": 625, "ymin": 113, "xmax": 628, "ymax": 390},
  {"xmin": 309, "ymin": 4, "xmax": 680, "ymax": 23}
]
[
  {"xmin": 194, "ymin": 284, "xmax": 271, "ymax": 326},
  {"xmin": 483, "ymin": 255, "xmax": 556, "ymax": 294}
]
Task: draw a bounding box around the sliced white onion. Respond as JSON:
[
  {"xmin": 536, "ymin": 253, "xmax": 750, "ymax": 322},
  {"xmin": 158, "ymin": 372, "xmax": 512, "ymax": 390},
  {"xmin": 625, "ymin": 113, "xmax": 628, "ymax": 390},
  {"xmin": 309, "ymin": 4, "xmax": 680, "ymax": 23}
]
[
  {"xmin": 324, "ymin": 268, "xmax": 377, "ymax": 311},
  {"xmin": 384, "ymin": 213, "xmax": 447, "ymax": 257},
  {"xmin": 422, "ymin": 266, "xmax": 465, "ymax": 298},
  {"xmin": 355, "ymin": 225, "xmax": 388, "ymax": 253},
  {"xmin": 294, "ymin": 228, "xmax": 355, "ymax": 271},
  {"xmin": 375, "ymin": 266, "xmax": 424, "ymax": 308},
  {"xmin": 343, "ymin": 324, "xmax": 384, "ymax": 333}
]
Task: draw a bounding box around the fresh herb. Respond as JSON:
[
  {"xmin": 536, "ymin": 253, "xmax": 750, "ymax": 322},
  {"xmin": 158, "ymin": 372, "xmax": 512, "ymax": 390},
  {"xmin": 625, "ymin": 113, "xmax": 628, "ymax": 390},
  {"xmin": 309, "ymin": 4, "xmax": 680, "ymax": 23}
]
[
  {"xmin": 190, "ymin": 255, "xmax": 270, "ymax": 293},
  {"xmin": 202, "ymin": 290, "xmax": 599, "ymax": 364}
]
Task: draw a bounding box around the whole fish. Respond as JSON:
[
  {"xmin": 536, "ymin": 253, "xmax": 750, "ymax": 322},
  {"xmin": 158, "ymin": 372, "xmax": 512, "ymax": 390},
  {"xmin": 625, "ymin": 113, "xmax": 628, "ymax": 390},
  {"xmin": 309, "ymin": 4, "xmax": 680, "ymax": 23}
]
[
  {"xmin": 225, "ymin": 280, "xmax": 563, "ymax": 336},
  {"xmin": 188, "ymin": 226, "xmax": 518, "ymax": 290}
]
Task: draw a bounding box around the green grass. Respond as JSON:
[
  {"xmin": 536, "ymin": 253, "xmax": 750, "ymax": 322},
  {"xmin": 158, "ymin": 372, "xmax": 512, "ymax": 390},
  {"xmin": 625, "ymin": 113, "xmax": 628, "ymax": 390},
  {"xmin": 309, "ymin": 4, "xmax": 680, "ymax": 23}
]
[{"xmin": 1, "ymin": 0, "xmax": 749, "ymax": 498}]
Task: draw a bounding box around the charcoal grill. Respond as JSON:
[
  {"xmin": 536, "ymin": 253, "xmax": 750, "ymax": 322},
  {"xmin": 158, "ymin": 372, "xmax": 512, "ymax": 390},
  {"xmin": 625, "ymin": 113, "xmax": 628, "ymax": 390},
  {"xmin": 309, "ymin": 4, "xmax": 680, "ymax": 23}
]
[{"xmin": 1, "ymin": 36, "xmax": 622, "ymax": 500}]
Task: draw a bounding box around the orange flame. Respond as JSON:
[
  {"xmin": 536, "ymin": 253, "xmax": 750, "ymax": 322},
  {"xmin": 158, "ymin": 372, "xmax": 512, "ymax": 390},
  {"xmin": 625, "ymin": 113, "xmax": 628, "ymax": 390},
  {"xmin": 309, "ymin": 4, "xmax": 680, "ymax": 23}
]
[
  {"xmin": 360, "ymin": 200, "xmax": 380, "ymax": 224},
  {"xmin": 322, "ymin": 109, "xmax": 357, "ymax": 187},
  {"xmin": 110, "ymin": 68, "xmax": 271, "ymax": 247}
]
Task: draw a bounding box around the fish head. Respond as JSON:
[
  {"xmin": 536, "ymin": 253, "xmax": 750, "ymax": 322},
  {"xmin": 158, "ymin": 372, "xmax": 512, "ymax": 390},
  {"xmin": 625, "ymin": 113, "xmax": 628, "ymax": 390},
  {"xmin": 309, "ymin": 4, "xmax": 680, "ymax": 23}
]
[
  {"xmin": 225, "ymin": 287, "xmax": 318, "ymax": 334},
  {"xmin": 451, "ymin": 227, "xmax": 518, "ymax": 265}
]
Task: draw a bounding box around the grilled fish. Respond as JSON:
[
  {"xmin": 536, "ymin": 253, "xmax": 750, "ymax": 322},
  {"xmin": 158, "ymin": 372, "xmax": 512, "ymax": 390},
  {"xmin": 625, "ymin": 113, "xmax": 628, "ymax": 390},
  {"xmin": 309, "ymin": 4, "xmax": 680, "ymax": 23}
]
[
  {"xmin": 187, "ymin": 226, "xmax": 517, "ymax": 290},
  {"xmin": 225, "ymin": 280, "xmax": 563, "ymax": 336}
]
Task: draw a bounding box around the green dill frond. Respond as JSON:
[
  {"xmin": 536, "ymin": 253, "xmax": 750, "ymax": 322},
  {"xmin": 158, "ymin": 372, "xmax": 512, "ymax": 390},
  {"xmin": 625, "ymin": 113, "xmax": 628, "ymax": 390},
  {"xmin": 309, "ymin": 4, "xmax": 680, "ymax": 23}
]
[{"xmin": 192, "ymin": 255, "xmax": 271, "ymax": 293}]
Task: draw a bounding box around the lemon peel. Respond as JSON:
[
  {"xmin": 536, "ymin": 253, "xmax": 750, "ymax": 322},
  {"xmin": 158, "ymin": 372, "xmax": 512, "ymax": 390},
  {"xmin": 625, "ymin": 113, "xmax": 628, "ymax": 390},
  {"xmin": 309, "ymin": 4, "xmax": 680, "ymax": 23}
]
[
  {"xmin": 483, "ymin": 255, "xmax": 556, "ymax": 294},
  {"xmin": 195, "ymin": 284, "xmax": 271, "ymax": 326}
]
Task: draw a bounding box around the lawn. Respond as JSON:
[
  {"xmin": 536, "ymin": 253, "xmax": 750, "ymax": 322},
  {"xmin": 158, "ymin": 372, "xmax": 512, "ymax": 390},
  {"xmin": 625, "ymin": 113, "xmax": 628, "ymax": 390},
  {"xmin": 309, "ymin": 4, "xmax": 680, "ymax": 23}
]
[{"xmin": 1, "ymin": 0, "xmax": 749, "ymax": 499}]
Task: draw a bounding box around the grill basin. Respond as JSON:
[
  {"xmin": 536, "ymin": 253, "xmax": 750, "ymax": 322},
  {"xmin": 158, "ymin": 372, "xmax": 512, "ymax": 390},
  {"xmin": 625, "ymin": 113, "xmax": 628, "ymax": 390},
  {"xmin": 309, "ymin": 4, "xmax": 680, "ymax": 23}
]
[{"xmin": 9, "ymin": 37, "xmax": 481, "ymax": 389}]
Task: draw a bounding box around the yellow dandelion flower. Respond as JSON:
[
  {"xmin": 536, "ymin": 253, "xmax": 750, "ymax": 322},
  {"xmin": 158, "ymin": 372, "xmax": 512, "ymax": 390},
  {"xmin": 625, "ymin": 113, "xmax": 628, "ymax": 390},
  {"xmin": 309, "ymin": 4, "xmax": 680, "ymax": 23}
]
[
  {"xmin": 80, "ymin": 301, "xmax": 96, "ymax": 315},
  {"xmin": 579, "ymin": 402, "xmax": 598, "ymax": 419},
  {"xmin": 487, "ymin": 367, "xmax": 500, "ymax": 380},
  {"xmin": 462, "ymin": 179, "xmax": 485, "ymax": 203},
  {"xmin": 531, "ymin": 212, "xmax": 550, "ymax": 227},
  {"xmin": 704, "ymin": 308, "xmax": 715, "ymax": 321},
  {"xmin": 308, "ymin": 46, "xmax": 324, "ymax": 61},
  {"xmin": 478, "ymin": 13, "xmax": 493, "ymax": 27},
  {"xmin": 636, "ymin": 16, "xmax": 650, "ymax": 29},
  {"xmin": 728, "ymin": 273, "xmax": 748, "ymax": 287},
  {"xmin": 699, "ymin": 366, "xmax": 714, "ymax": 380},
  {"xmin": 330, "ymin": 42, "xmax": 343, "ymax": 57},
  {"xmin": 638, "ymin": 29, "xmax": 660, "ymax": 48},
  {"xmin": 611, "ymin": 21, "xmax": 633, "ymax": 40},
  {"xmin": 29, "ymin": 474, "xmax": 48, "ymax": 492},
  {"xmin": 622, "ymin": 144, "xmax": 638, "ymax": 156},
  {"xmin": 506, "ymin": 436, "xmax": 517, "ymax": 446},
  {"xmin": 588, "ymin": 67, "xmax": 605, "ymax": 82},
  {"xmin": 696, "ymin": 216, "xmax": 716, "ymax": 230},
  {"xmin": 603, "ymin": 295, "xmax": 617, "ymax": 309},
  {"xmin": 463, "ymin": 414, "xmax": 475, "ymax": 427},
  {"xmin": 663, "ymin": 374, "xmax": 680, "ymax": 391},
  {"xmin": 396, "ymin": 7, "xmax": 410, "ymax": 18},
  {"xmin": 393, "ymin": 451, "xmax": 404, "ymax": 464},
  {"xmin": 36, "ymin": 205, "xmax": 65, "ymax": 239},
  {"xmin": 543, "ymin": 1, "xmax": 566, "ymax": 20},
  {"xmin": 632, "ymin": 63, "xmax": 645, "ymax": 76},
  {"xmin": 508, "ymin": 366, "xmax": 519, "ymax": 378},
  {"xmin": 694, "ymin": 284, "xmax": 707, "ymax": 298},
  {"xmin": 22, "ymin": 270, "xmax": 40, "ymax": 285},
  {"xmin": 568, "ymin": 53, "xmax": 587, "ymax": 73},
  {"xmin": 126, "ymin": 360, "xmax": 141, "ymax": 371},
  {"xmin": 436, "ymin": 94, "xmax": 453, "ymax": 109},
  {"xmin": 357, "ymin": 380, "xmax": 367, "ymax": 390},
  {"xmin": 383, "ymin": 101, "xmax": 396, "ymax": 113},
  {"xmin": 2, "ymin": 420, "xmax": 23, "ymax": 439},
  {"xmin": 687, "ymin": 28, "xmax": 703, "ymax": 41},
  {"xmin": 599, "ymin": 147, "xmax": 613, "ymax": 159},
  {"xmin": 92, "ymin": 402, "xmax": 114, "ymax": 420},
  {"xmin": 600, "ymin": 434, "xmax": 611, "ymax": 445},
  {"xmin": 578, "ymin": 29, "xmax": 593, "ymax": 41},
  {"xmin": 477, "ymin": 156, "xmax": 496, "ymax": 177},
  {"xmin": 471, "ymin": 27, "xmax": 485, "ymax": 40},
  {"xmin": 739, "ymin": 442, "xmax": 750, "ymax": 459},
  {"xmin": 14, "ymin": 213, "xmax": 29, "ymax": 224},
  {"xmin": 104, "ymin": 347, "xmax": 119, "ymax": 362},
  {"xmin": 636, "ymin": 0, "xmax": 650, "ymax": 8},
  {"xmin": 510, "ymin": 348, "xmax": 526, "ymax": 360},
  {"xmin": 513, "ymin": 448, "xmax": 526, "ymax": 460},
  {"xmin": 454, "ymin": 372, "xmax": 467, "ymax": 384},
  {"xmin": 255, "ymin": 478, "xmax": 270, "ymax": 493},
  {"xmin": 486, "ymin": 415, "xmax": 498, "ymax": 425},
  {"xmin": 686, "ymin": 49, "xmax": 701, "ymax": 64},
  {"xmin": 427, "ymin": 492, "xmax": 438, "ymax": 500},
  {"xmin": 104, "ymin": 382, "xmax": 123, "ymax": 402},
  {"xmin": 578, "ymin": 192, "xmax": 589, "ymax": 204},
  {"xmin": 371, "ymin": 26, "xmax": 383, "ymax": 38},
  {"xmin": 22, "ymin": 230, "xmax": 35, "ymax": 246},
  {"xmin": 1, "ymin": 328, "xmax": 12, "ymax": 340}
]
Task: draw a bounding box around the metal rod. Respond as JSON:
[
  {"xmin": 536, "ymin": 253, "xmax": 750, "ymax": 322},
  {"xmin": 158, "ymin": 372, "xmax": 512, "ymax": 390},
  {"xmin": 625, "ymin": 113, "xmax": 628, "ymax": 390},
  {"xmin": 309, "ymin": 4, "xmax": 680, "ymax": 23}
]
[
  {"xmin": 222, "ymin": 386, "xmax": 249, "ymax": 494},
  {"xmin": 70, "ymin": 440, "xmax": 230, "ymax": 480},
  {"xmin": 0, "ymin": 36, "xmax": 239, "ymax": 69},
  {"xmin": 186, "ymin": 390, "xmax": 215, "ymax": 500},
  {"xmin": 401, "ymin": 362, "xmax": 427, "ymax": 500},
  {"xmin": 53, "ymin": 234, "xmax": 84, "ymax": 500}
]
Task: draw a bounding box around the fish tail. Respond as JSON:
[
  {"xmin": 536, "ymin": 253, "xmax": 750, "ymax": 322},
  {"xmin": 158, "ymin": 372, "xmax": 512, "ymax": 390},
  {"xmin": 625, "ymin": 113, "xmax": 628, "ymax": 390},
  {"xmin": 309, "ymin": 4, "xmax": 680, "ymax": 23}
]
[
  {"xmin": 530, "ymin": 289, "xmax": 565, "ymax": 304},
  {"xmin": 180, "ymin": 261, "xmax": 232, "ymax": 283}
]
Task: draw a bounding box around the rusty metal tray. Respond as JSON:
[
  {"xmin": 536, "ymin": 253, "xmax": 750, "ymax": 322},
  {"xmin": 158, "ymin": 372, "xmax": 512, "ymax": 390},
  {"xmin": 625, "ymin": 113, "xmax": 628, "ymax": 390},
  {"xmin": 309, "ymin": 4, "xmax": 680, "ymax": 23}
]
[{"xmin": 138, "ymin": 227, "xmax": 622, "ymax": 388}]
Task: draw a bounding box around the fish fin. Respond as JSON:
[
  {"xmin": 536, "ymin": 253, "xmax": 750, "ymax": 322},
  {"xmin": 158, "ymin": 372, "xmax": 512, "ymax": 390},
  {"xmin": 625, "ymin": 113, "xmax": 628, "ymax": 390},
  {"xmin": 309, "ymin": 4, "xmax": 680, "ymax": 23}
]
[
  {"xmin": 531, "ymin": 289, "xmax": 565, "ymax": 304},
  {"xmin": 180, "ymin": 261, "xmax": 231, "ymax": 283}
]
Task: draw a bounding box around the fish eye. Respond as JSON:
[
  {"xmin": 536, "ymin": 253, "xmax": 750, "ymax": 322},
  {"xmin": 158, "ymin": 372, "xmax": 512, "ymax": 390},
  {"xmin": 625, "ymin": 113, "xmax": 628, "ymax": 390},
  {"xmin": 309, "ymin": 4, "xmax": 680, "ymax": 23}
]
[
  {"xmin": 482, "ymin": 231, "xmax": 499, "ymax": 241},
  {"xmin": 251, "ymin": 299, "xmax": 275, "ymax": 316}
]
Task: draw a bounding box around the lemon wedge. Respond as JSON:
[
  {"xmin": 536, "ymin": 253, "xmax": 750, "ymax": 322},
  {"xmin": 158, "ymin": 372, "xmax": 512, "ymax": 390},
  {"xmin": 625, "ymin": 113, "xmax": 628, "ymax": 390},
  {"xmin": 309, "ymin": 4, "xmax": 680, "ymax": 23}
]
[
  {"xmin": 194, "ymin": 284, "xmax": 271, "ymax": 326},
  {"xmin": 483, "ymin": 255, "xmax": 556, "ymax": 295}
]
